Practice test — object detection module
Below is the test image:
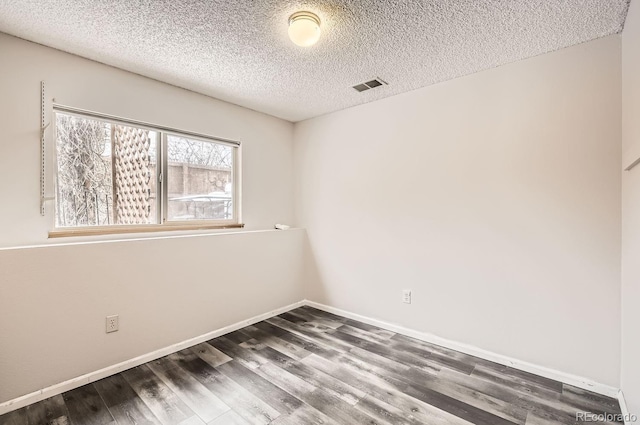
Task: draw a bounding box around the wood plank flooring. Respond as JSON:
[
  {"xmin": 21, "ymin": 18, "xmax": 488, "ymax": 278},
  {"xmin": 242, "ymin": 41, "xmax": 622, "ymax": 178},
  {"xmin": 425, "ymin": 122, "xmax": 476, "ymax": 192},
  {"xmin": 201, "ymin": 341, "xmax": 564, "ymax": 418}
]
[{"xmin": 0, "ymin": 306, "xmax": 623, "ymax": 425}]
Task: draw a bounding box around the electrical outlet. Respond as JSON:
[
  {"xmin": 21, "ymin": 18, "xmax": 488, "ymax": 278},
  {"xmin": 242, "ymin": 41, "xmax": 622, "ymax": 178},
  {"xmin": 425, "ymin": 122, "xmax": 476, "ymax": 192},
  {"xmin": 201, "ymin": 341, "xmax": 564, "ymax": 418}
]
[
  {"xmin": 106, "ymin": 315, "xmax": 119, "ymax": 333},
  {"xmin": 402, "ymin": 289, "xmax": 412, "ymax": 304}
]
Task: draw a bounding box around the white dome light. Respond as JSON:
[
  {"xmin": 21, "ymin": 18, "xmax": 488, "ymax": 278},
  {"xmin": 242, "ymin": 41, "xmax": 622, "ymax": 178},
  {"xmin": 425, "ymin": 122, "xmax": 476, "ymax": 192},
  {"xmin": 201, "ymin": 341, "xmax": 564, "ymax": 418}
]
[{"xmin": 288, "ymin": 11, "xmax": 321, "ymax": 47}]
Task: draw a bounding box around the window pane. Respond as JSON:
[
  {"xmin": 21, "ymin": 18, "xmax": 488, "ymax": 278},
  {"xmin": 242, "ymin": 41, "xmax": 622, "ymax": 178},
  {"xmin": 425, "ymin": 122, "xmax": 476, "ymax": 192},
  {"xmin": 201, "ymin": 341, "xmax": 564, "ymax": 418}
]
[
  {"xmin": 55, "ymin": 113, "xmax": 158, "ymax": 227},
  {"xmin": 55, "ymin": 114, "xmax": 113, "ymax": 227},
  {"xmin": 166, "ymin": 135, "xmax": 233, "ymax": 221}
]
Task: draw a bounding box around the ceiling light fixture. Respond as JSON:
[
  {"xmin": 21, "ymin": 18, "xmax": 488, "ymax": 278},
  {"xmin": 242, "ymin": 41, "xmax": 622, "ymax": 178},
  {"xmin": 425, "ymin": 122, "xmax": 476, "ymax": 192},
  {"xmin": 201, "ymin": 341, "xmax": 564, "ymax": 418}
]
[{"xmin": 288, "ymin": 11, "xmax": 321, "ymax": 47}]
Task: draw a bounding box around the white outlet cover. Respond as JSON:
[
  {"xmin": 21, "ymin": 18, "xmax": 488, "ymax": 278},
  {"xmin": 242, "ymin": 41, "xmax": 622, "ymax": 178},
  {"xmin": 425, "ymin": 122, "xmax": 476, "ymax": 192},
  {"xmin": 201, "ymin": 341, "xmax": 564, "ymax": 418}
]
[
  {"xmin": 402, "ymin": 290, "xmax": 412, "ymax": 304},
  {"xmin": 106, "ymin": 315, "xmax": 119, "ymax": 333}
]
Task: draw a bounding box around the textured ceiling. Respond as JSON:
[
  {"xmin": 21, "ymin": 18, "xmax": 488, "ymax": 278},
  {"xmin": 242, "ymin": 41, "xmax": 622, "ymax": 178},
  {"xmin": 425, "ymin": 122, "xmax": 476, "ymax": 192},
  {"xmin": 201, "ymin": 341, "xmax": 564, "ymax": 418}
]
[{"xmin": 0, "ymin": 1, "xmax": 630, "ymax": 122}]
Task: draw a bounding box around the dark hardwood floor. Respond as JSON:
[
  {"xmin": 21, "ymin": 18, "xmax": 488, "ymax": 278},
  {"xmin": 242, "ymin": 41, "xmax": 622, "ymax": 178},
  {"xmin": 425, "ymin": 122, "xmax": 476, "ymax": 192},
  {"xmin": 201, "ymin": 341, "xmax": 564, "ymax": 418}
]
[{"xmin": 0, "ymin": 306, "xmax": 623, "ymax": 425}]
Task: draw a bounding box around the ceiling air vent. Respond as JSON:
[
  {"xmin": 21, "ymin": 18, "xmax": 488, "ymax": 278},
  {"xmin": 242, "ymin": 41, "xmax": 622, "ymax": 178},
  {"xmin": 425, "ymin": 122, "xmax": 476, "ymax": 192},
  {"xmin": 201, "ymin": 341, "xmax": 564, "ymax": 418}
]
[{"xmin": 353, "ymin": 78, "xmax": 387, "ymax": 92}]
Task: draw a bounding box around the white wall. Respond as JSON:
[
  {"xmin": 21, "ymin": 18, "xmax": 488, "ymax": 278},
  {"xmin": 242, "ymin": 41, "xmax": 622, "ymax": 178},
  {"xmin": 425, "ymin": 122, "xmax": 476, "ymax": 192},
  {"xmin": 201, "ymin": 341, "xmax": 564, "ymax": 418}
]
[
  {"xmin": 0, "ymin": 33, "xmax": 302, "ymax": 404},
  {"xmin": 622, "ymin": 0, "xmax": 640, "ymax": 412},
  {"xmin": 0, "ymin": 230, "xmax": 306, "ymax": 403},
  {"xmin": 294, "ymin": 36, "xmax": 622, "ymax": 387}
]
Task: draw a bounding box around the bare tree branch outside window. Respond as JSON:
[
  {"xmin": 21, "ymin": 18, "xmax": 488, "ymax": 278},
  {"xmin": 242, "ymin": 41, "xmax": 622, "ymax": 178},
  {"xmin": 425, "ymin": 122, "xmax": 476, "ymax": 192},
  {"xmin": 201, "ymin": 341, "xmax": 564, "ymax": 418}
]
[
  {"xmin": 55, "ymin": 114, "xmax": 113, "ymax": 227},
  {"xmin": 167, "ymin": 136, "xmax": 232, "ymax": 169}
]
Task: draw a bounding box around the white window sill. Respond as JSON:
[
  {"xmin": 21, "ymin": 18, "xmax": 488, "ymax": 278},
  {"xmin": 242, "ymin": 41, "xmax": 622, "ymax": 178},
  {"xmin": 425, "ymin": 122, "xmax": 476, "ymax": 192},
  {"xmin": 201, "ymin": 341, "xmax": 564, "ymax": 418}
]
[{"xmin": 48, "ymin": 223, "xmax": 244, "ymax": 239}]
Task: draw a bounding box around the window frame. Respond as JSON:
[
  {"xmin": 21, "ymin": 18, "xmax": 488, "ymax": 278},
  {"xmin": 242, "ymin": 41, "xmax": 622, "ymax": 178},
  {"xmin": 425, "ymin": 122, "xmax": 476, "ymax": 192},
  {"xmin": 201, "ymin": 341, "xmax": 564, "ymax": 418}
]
[{"xmin": 49, "ymin": 106, "xmax": 243, "ymax": 238}]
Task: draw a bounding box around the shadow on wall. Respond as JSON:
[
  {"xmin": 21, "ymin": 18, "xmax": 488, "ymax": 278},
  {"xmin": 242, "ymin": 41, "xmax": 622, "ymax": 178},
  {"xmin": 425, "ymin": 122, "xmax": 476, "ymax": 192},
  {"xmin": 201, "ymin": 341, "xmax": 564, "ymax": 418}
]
[{"xmin": 302, "ymin": 231, "xmax": 326, "ymax": 303}]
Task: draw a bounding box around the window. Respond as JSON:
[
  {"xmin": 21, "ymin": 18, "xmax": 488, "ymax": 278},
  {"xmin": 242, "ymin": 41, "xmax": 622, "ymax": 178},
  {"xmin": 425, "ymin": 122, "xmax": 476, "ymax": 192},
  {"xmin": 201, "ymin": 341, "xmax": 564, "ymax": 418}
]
[{"xmin": 53, "ymin": 109, "xmax": 240, "ymax": 235}]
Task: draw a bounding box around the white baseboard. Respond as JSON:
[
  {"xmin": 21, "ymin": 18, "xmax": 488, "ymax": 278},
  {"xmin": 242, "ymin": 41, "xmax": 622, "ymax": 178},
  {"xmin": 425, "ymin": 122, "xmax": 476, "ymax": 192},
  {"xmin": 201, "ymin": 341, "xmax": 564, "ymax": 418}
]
[
  {"xmin": 618, "ymin": 390, "xmax": 635, "ymax": 425},
  {"xmin": 0, "ymin": 298, "xmax": 623, "ymax": 416},
  {"xmin": 0, "ymin": 300, "xmax": 304, "ymax": 416},
  {"xmin": 303, "ymin": 300, "xmax": 620, "ymax": 399}
]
